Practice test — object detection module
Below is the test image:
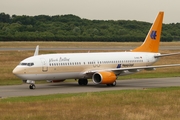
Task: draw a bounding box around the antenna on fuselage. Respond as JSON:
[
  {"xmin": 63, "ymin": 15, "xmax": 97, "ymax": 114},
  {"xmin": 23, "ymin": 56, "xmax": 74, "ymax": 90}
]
[{"xmin": 34, "ymin": 45, "xmax": 39, "ymax": 56}]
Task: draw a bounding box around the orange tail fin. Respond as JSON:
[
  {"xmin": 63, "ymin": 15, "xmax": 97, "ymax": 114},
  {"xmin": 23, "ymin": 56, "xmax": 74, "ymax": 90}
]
[{"xmin": 132, "ymin": 12, "xmax": 164, "ymax": 53}]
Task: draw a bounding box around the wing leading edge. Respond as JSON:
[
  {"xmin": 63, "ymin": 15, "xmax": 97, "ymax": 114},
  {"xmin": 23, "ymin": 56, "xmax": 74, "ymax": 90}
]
[{"xmin": 85, "ymin": 64, "xmax": 180, "ymax": 76}]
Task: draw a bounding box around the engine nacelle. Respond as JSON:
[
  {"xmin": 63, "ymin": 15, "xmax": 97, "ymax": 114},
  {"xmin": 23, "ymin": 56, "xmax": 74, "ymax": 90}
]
[{"xmin": 92, "ymin": 71, "xmax": 117, "ymax": 84}]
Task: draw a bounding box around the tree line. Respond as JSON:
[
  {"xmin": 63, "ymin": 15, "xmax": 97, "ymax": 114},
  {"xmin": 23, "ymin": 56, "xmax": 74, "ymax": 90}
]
[{"xmin": 0, "ymin": 12, "xmax": 180, "ymax": 42}]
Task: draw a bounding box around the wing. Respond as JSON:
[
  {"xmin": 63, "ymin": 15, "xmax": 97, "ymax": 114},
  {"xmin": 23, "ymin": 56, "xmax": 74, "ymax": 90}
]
[
  {"xmin": 84, "ymin": 52, "xmax": 180, "ymax": 77},
  {"xmin": 84, "ymin": 64, "xmax": 180, "ymax": 76}
]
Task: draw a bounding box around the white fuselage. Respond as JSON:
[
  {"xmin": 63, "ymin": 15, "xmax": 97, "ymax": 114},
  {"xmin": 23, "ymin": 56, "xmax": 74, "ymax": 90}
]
[{"xmin": 13, "ymin": 52, "xmax": 160, "ymax": 81}]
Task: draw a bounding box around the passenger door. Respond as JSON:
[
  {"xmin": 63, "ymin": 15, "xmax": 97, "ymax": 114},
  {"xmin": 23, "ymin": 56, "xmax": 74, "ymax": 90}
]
[{"xmin": 40, "ymin": 58, "xmax": 48, "ymax": 72}]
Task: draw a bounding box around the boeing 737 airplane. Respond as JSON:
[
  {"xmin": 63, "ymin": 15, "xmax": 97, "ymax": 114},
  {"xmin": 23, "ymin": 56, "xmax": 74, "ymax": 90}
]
[{"xmin": 13, "ymin": 12, "xmax": 180, "ymax": 89}]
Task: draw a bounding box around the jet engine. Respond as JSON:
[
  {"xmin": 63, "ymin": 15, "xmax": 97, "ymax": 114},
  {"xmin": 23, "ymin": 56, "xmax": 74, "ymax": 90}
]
[{"xmin": 92, "ymin": 71, "xmax": 116, "ymax": 84}]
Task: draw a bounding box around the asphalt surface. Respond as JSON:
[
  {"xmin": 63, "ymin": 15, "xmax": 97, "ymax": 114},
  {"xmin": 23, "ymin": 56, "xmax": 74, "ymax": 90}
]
[{"xmin": 0, "ymin": 77, "xmax": 180, "ymax": 98}]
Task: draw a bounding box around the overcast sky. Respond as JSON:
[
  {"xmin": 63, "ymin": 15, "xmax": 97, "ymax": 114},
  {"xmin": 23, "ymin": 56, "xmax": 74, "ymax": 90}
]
[{"xmin": 1, "ymin": 0, "xmax": 180, "ymax": 23}]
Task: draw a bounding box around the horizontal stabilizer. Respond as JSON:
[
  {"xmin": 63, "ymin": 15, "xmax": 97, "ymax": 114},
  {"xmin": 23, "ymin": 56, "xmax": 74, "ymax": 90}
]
[{"xmin": 154, "ymin": 52, "xmax": 180, "ymax": 58}]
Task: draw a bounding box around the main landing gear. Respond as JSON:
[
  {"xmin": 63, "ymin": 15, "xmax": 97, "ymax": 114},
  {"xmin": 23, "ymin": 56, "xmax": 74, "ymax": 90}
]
[
  {"xmin": 78, "ymin": 79, "xmax": 88, "ymax": 86},
  {"xmin": 78, "ymin": 79, "xmax": 116, "ymax": 87},
  {"xmin": 106, "ymin": 81, "xmax": 116, "ymax": 87}
]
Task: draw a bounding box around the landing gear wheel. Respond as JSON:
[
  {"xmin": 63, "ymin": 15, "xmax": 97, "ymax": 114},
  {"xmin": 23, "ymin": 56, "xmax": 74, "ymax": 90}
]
[
  {"xmin": 106, "ymin": 84, "xmax": 111, "ymax": 87},
  {"xmin": 29, "ymin": 84, "xmax": 36, "ymax": 89},
  {"xmin": 78, "ymin": 79, "xmax": 82, "ymax": 85},
  {"xmin": 111, "ymin": 81, "xmax": 116, "ymax": 86},
  {"xmin": 78, "ymin": 79, "xmax": 88, "ymax": 86},
  {"xmin": 106, "ymin": 81, "xmax": 116, "ymax": 87}
]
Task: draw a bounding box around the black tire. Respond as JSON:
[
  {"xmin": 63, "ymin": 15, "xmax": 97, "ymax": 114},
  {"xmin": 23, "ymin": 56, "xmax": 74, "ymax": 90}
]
[
  {"xmin": 78, "ymin": 79, "xmax": 83, "ymax": 85},
  {"xmin": 29, "ymin": 84, "xmax": 36, "ymax": 89},
  {"xmin": 82, "ymin": 79, "xmax": 88, "ymax": 85},
  {"xmin": 106, "ymin": 84, "xmax": 111, "ymax": 87},
  {"xmin": 111, "ymin": 81, "xmax": 116, "ymax": 86},
  {"xmin": 78, "ymin": 79, "xmax": 88, "ymax": 86},
  {"xmin": 107, "ymin": 81, "xmax": 116, "ymax": 87}
]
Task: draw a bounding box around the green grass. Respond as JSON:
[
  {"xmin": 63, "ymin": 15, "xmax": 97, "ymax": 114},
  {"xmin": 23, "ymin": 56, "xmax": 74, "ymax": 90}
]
[
  {"xmin": 0, "ymin": 87, "xmax": 180, "ymax": 120},
  {"xmin": 0, "ymin": 87, "xmax": 179, "ymax": 102}
]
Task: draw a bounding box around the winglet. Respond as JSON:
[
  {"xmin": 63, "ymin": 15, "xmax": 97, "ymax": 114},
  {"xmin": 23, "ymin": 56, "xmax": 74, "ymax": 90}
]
[
  {"xmin": 34, "ymin": 45, "xmax": 39, "ymax": 56},
  {"xmin": 132, "ymin": 12, "xmax": 164, "ymax": 53}
]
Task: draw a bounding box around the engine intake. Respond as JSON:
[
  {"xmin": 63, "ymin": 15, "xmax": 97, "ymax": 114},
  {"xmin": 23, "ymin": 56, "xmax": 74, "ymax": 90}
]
[{"xmin": 92, "ymin": 71, "xmax": 116, "ymax": 84}]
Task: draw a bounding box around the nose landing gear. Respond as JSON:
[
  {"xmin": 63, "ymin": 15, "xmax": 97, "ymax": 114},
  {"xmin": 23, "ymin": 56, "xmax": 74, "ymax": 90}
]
[
  {"xmin": 29, "ymin": 84, "xmax": 36, "ymax": 89},
  {"xmin": 24, "ymin": 80, "xmax": 36, "ymax": 89}
]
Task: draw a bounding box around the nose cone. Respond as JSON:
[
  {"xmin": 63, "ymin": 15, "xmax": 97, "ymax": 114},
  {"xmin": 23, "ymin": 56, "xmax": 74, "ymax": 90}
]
[
  {"xmin": 12, "ymin": 66, "xmax": 25, "ymax": 79},
  {"xmin": 12, "ymin": 67, "xmax": 21, "ymax": 79},
  {"xmin": 13, "ymin": 67, "xmax": 17, "ymax": 75}
]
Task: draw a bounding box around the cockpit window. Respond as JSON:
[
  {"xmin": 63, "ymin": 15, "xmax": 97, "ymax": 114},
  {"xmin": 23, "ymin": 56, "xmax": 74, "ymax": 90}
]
[
  {"xmin": 19, "ymin": 62, "xmax": 34, "ymax": 66},
  {"xmin": 27, "ymin": 63, "xmax": 34, "ymax": 66},
  {"xmin": 20, "ymin": 63, "xmax": 27, "ymax": 66}
]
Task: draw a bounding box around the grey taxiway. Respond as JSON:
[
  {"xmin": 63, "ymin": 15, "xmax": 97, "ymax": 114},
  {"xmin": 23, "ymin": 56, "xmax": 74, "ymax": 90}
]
[{"xmin": 0, "ymin": 77, "xmax": 180, "ymax": 98}]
